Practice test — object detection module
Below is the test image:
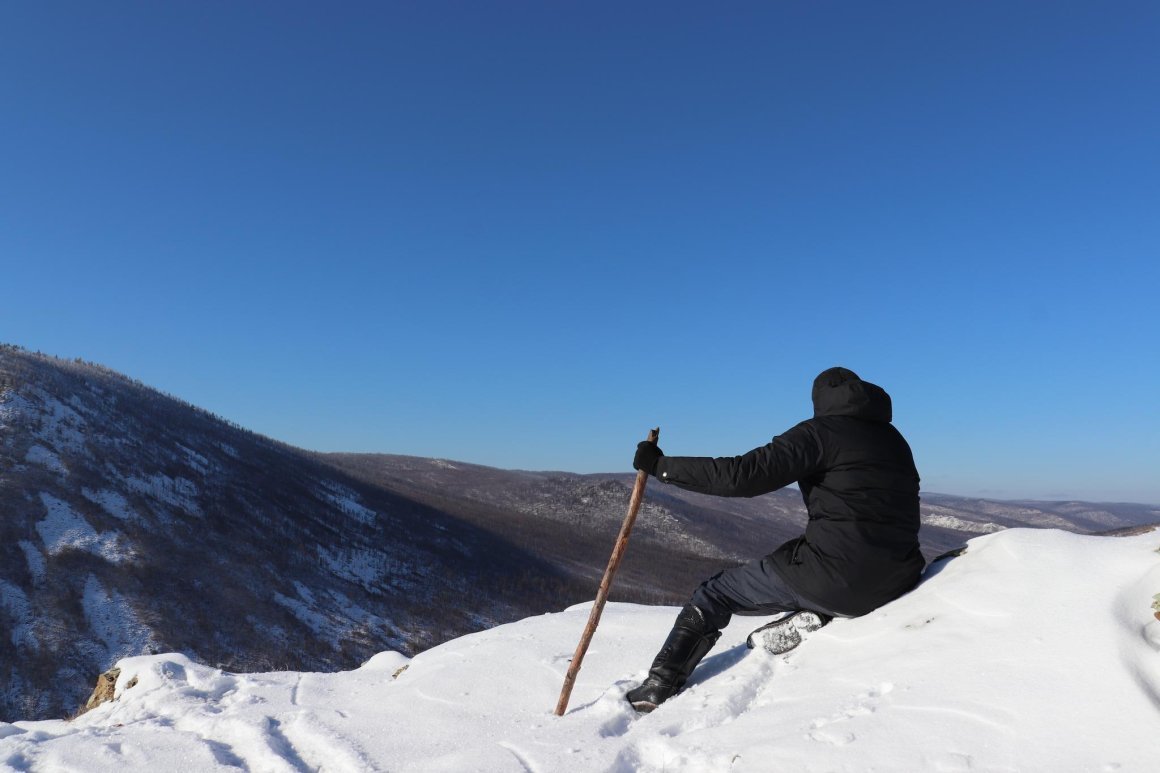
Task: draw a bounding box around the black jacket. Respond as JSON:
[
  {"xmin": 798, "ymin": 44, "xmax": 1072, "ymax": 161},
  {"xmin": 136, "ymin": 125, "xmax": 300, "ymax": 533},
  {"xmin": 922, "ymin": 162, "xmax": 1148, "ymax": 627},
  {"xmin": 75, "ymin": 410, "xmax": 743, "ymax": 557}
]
[{"xmin": 654, "ymin": 376, "xmax": 924, "ymax": 617}]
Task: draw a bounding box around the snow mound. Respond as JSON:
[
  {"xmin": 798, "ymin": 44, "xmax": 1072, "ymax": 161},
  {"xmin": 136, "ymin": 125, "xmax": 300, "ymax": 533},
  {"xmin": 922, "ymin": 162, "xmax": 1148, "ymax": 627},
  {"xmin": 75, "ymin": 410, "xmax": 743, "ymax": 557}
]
[{"xmin": 2, "ymin": 529, "xmax": 1158, "ymax": 772}]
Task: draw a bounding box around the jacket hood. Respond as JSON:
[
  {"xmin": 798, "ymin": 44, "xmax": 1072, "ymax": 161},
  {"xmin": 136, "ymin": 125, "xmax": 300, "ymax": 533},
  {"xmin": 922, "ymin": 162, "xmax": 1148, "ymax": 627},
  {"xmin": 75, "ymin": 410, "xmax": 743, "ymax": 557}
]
[{"xmin": 811, "ymin": 367, "xmax": 892, "ymax": 422}]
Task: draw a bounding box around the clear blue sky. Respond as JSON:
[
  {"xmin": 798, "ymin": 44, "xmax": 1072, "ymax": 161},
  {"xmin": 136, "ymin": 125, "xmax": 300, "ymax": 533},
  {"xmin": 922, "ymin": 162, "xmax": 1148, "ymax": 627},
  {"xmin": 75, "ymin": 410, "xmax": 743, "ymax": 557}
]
[{"xmin": 3, "ymin": 2, "xmax": 1158, "ymax": 503}]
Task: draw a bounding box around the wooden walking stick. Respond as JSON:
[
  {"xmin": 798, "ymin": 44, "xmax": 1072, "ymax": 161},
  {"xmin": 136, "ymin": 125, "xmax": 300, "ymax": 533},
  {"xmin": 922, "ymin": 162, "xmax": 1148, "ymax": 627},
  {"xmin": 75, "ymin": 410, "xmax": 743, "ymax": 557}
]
[{"xmin": 554, "ymin": 427, "xmax": 659, "ymax": 716}]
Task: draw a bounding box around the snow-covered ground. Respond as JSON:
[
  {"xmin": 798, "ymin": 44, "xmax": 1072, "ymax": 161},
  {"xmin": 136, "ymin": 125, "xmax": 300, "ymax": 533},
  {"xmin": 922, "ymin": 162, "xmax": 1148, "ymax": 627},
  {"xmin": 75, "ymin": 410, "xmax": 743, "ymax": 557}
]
[
  {"xmin": 34, "ymin": 495, "xmax": 130, "ymax": 564},
  {"xmin": 2, "ymin": 528, "xmax": 1159, "ymax": 772}
]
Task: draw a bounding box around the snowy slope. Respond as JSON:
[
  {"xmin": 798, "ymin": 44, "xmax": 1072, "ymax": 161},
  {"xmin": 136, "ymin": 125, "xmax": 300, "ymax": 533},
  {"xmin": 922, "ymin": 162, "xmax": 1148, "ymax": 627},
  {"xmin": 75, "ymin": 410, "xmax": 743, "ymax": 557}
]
[
  {"xmin": 2, "ymin": 528, "xmax": 1158, "ymax": 772},
  {"xmin": 0, "ymin": 346, "xmax": 590, "ymax": 720}
]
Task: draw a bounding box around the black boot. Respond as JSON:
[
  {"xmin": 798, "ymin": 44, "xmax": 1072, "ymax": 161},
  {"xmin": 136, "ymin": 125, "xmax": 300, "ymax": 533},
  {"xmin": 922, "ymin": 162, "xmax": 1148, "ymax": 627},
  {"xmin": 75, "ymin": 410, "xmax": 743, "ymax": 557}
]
[{"xmin": 626, "ymin": 604, "xmax": 721, "ymax": 713}]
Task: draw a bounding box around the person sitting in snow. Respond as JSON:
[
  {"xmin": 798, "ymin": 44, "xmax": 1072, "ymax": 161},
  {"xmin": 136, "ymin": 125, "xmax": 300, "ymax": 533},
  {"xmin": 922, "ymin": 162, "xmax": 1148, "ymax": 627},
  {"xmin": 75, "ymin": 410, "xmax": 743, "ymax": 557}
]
[{"xmin": 626, "ymin": 367, "xmax": 924, "ymax": 712}]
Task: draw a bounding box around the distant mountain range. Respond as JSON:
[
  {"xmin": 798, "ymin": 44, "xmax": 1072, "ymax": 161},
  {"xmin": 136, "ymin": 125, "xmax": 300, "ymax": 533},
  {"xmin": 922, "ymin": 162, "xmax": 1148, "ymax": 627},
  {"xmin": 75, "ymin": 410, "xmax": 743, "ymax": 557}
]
[{"xmin": 2, "ymin": 344, "xmax": 1157, "ymax": 720}]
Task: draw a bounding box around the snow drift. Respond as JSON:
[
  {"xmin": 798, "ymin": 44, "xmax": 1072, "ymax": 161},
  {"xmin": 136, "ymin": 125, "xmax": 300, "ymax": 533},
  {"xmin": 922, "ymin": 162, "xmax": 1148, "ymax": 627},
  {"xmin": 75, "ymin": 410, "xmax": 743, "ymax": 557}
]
[{"xmin": 2, "ymin": 528, "xmax": 1159, "ymax": 772}]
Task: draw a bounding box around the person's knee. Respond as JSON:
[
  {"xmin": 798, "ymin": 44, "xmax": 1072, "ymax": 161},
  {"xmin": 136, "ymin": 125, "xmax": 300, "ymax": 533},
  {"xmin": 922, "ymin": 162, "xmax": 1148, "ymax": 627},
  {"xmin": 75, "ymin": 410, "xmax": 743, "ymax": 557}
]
[{"xmin": 688, "ymin": 587, "xmax": 732, "ymax": 632}]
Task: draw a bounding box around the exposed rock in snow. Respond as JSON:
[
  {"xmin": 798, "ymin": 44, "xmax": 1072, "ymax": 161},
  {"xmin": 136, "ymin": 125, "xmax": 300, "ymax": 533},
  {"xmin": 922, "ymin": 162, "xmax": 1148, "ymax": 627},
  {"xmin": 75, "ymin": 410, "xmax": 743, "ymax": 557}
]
[{"xmin": 77, "ymin": 668, "xmax": 122, "ymax": 717}]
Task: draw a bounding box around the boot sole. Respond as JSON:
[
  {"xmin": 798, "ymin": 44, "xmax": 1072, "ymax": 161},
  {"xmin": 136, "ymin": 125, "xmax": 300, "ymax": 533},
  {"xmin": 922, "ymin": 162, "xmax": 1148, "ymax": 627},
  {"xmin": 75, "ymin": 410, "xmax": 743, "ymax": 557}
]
[{"xmin": 746, "ymin": 611, "xmax": 831, "ymax": 655}]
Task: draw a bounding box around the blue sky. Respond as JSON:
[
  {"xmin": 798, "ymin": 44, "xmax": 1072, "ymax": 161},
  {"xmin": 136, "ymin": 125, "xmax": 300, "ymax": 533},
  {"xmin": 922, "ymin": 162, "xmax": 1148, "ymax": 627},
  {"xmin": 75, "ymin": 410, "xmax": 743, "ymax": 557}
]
[{"xmin": 2, "ymin": 2, "xmax": 1158, "ymax": 503}]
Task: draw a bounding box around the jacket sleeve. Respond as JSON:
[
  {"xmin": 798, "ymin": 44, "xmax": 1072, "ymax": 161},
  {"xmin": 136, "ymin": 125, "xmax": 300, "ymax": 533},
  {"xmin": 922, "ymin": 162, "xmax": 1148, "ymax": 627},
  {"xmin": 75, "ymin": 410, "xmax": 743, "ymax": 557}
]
[{"xmin": 653, "ymin": 422, "xmax": 823, "ymax": 498}]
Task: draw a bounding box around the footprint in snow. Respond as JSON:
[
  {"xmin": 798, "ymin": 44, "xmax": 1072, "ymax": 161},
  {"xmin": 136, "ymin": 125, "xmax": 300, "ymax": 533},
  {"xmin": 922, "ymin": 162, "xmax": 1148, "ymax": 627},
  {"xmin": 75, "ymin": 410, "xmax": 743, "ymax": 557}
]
[{"xmin": 806, "ymin": 681, "xmax": 895, "ymax": 743}]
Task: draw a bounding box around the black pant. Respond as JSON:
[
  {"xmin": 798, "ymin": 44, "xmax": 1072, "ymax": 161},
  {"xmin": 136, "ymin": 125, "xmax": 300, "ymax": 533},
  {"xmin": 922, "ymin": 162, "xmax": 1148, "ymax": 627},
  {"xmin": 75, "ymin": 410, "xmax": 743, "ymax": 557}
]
[{"xmin": 690, "ymin": 552, "xmax": 842, "ymax": 632}]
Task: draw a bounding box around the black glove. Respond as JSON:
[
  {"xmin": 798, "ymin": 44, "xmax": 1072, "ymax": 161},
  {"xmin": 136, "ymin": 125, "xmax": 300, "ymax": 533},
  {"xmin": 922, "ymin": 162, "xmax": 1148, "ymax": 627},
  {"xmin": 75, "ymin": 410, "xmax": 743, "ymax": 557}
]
[{"xmin": 633, "ymin": 440, "xmax": 664, "ymax": 477}]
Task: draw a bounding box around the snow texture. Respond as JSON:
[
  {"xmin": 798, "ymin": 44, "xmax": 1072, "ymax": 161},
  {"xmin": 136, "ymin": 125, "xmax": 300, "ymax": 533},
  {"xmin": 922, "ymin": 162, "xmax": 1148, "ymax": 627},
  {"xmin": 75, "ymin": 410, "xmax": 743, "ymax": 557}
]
[
  {"xmin": 34, "ymin": 494, "xmax": 130, "ymax": 563},
  {"xmin": 921, "ymin": 511, "xmax": 1005, "ymax": 534},
  {"xmin": 1, "ymin": 529, "xmax": 1159, "ymax": 772},
  {"xmin": 123, "ymin": 474, "xmax": 201, "ymax": 516},
  {"xmin": 81, "ymin": 488, "xmax": 139, "ymax": 522},
  {"xmin": 318, "ymin": 546, "xmax": 387, "ymax": 591},
  {"xmin": 82, "ymin": 575, "xmax": 158, "ymax": 665},
  {"xmin": 23, "ymin": 445, "xmax": 65, "ymax": 475},
  {"xmin": 16, "ymin": 543, "xmax": 46, "ymax": 585},
  {"xmin": 28, "ymin": 390, "xmax": 87, "ymax": 451},
  {"xmin": 316, "ymin": 482, "xmax": 378, "ymax": 524},
  {"xmin": 176, "ymin": 443, "xmax": 211, "ymax": 475},
  {"xmin": 272, "ymin": 585, "xmax": 334, "ymax": 640},
  {"xmin": 0, "ymin": 389, "xmax": 22, "ymax": 420},
  {"xmin": 0, "ymin": 581, "xmax": 37, "ymax": 650}
]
